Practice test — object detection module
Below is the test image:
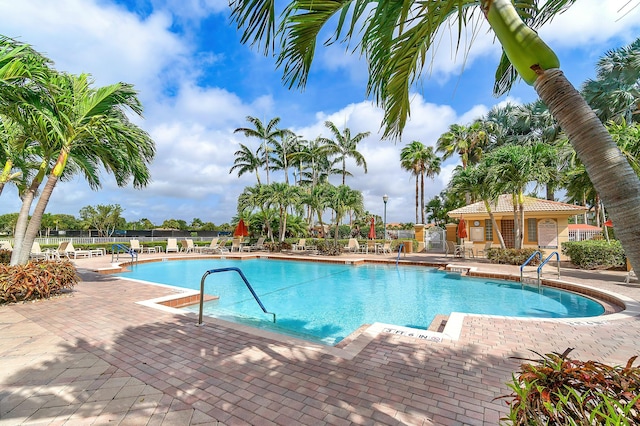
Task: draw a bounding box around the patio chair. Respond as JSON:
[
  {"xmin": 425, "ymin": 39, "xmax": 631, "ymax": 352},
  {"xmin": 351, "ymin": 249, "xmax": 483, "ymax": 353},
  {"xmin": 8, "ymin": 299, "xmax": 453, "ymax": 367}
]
[
  {"xmin": 231, "ymin": 237, "xmax": 243, "ymax": 252},
  {"xmin": 463, "ymin": 241, "xmax": 475, "ymax": 258},
  {"xmin": 477, "ymin": 241, "xmax": 492, "ymax": 258},
  {"xmin": 292, "ymin": 238, "xmax": 306, "ymax": 251},
  {"xmin": 625, "ymin": 269, "xmax": 637, "ymax": 284},
  {"xmin": 129, "ymin": 239, "xmax": 143, "ymax": 253},
  {"xmin": 379, "ymin": 240, "xmax": 392, "ymax": 254},
  {"xmin": 60, "ymin": 242, "xmax": 91, "ymax": 259},
  {"xmin": 343, "ymin": 238, "xmax": 360, "ymax": 253},
  {"xmin": 445, "ymin": 241, "xmax": 462, "ymax": 257},
  {"xmin": 29, "ymin": 242, "xmax": 48, "ymax": 260},
  {"xmin": 243, "ymin": 237, "xmax": 266, "ymax": 252},
  {"xmin": 180, "ymin": 239, "xmax": 199, "ymax": 253},
  {"xmin": 165, "ymin": 238, "xmax": 179, "ymax": 253},
  {"xmin": 364, "ymin": 240, "xmax": 377, "ymax": 254}
]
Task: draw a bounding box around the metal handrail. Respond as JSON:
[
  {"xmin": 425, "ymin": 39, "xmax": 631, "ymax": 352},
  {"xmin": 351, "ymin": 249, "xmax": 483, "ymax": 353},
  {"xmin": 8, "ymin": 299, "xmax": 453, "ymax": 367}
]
[
  {"xmin": 198, "ymin": 267, "xmax": 276, "ymax": 326},
  {"xmin": 111, "ymin": 243, "xmax": 138, "ymax": 263},
  {"xmin": 396, "ymin": 243, "xmax": 404, "ymax": 266},
  {"xmin": 538, "ymin": 251, "xmax": 561, "ymax": 284},
  {"xmin": 520, "ymin": 251, "xmax": 541, "ymax": 283}
]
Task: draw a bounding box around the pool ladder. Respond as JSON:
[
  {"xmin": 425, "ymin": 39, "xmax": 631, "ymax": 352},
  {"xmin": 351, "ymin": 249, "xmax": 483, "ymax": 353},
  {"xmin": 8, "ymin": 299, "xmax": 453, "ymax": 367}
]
[
  {"xmin": 198, "ymin": 267, "xmax": 276, "ymax": 326},
  {"xmin": 520, "ymin": 251, "xmax": 560, "ymax": 289},
  {"xmin": 111, "ymin": 243, "xmax": 138, "ymax": 263}
]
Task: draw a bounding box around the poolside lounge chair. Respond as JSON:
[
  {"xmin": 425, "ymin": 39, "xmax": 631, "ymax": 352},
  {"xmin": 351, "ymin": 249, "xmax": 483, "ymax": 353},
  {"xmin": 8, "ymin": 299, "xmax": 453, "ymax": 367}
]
[
  {"xmin": 343, "ymin": 238, "xmax": 360, "ymax": 253},
  {"xmin": 0, "ymin": 240, "xmax": 12, "ymax": 251},
  {"xmin": 201, "ymin": 238, "xmax": 223, "ymax": 254},
  {"xmin": 180, "ymin": 239, "xmax": 199, "ymax": 254},
  {"xmin": 462, "ymin": 241, "xmax": 475, "ymax": 258},
  {"xmin": 445, "ymin": 241, "xmax": 462, "ymax": 257},
  {"xmin": 379, "ymin": 241, "xmax": 392, "ymax": 254},
  {"xmin": 364, "ymin": 240, "xmax": 377, "ymax": 254},
  {"xmin": 29, "ymin": 242, "xmax": 48, "ymax": 260},
  {"xmin": 58, "ymin": 242, "xmax": 91, "ymax": 259},
  {"xmin": 243, "ymin": 237, "xmax": 265, "ymax": 252},
  {"xmin": 130, "ymin": 239, "xmax": 144, "ymax": 253},
  {"xmin": 292, "ymin": 238, "xmax": 306, "ymax": 251},
  {"xmin": 477, "ymin": 241, "xmax": 492, "ymax": 258},
  {"xmin": 165, "ymin": 238, "xmax": 179, "ymax": 253},
  {"xmin": 625, "ymin": 269, "xmax": 637, "ymax": 284},
  {"xmin": 231, "ymin": 237, "xmax": 243, "ymax": 252}
]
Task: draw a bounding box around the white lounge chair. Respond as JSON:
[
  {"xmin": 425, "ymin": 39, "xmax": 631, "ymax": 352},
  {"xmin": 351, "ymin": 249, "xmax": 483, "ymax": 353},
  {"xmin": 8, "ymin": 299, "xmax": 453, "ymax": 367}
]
[
  {"xmin": 30, "ymin": 242, "xmax": 48, "ymax": 260},
  {"xmin": 201, "ymin": 237, "xmax": 230, "ymax": 254},
  {"xmin": 343, "ymin": 238, "xmax": 360, "ymax": 253},
  {"xmin": 230, "ymin": 237, "xmax": 243, "ymax": 252},
  {"xmin": 625, "ymin": 269, "xmax": 637, "ymax": 284},
  {"xmin": 130, "ymin": 239, "xmax": 144, "ymax": 253},
  {"xmin": 243, "ymin": 237, "xmax": 265, "ymax": 252},
  {"xmin": 165, "ymin": 238, "xmax": 179, "ymax": 253},
  {"xmin": 58, "ymin": 241, "xmax": 91, "ymax": 259},
  {"xmin": 292, "ymin": 238, "xmax": 306, "ymax": 251},
  {"xmin": 477, "ymin": 241, "xmax": 492, "ymax": 258}
]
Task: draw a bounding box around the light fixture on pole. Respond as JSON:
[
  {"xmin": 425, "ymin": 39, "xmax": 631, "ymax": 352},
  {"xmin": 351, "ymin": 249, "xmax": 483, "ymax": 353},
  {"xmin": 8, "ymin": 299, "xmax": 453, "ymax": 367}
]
[{"xmin": 383, "ymin": 194, "xmax": 388, "ymax": 240}]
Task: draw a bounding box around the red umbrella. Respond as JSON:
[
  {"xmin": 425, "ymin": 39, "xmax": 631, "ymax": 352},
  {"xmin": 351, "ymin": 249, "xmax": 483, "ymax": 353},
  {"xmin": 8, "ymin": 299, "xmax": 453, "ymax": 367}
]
[
  {"xmin": 604, "ymin": 219, "xmax": 613, "ymax": 227},
  {"xmin": 457, "ymin": 218, "xmax": 468, "ymax": 241},
  {"xmin": 368, "ymin": 217, "xmax": 376, "ymax": 239},
  {"xmin": 234, "ymin": 219, "xmax": 249, "ymax": 237}
]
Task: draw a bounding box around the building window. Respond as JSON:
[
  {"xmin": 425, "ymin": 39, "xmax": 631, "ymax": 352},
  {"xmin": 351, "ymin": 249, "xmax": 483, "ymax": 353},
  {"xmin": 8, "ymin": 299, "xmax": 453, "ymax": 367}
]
[
  {"xmin": 528, "ymin": 218, "xmax": 538, "ymax": 242},
  {"xmin": 484, "ymin": 219, "xmax": 493, "ymax": 241}
]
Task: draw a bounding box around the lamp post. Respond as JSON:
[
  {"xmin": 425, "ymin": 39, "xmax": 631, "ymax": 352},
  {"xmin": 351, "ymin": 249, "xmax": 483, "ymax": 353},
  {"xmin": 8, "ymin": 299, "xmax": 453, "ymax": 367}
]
[{"xmin": 383, "ymin": 194, "xmax": 388, "ymax": 240}]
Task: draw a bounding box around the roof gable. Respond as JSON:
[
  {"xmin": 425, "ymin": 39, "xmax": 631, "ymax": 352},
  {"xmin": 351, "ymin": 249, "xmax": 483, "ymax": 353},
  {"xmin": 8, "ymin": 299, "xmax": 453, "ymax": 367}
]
[{"xmin": 448, "ymin": 194, "xmax": 587, "ymax": 216}]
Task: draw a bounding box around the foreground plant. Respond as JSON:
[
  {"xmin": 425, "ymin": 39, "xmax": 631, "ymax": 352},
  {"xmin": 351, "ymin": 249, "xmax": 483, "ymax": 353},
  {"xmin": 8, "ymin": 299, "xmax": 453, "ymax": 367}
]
[
  {"xmin": 498, "ymin": 348, "xmax": 640, "ymax": 425},
  {"xmin": 0, "ymin": 260, "xmax": 79, "ymax": 303}
]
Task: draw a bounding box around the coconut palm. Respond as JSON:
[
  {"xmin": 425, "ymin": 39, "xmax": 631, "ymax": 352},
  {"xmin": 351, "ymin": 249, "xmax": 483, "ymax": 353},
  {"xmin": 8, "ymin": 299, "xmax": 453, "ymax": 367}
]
[
  {"xmin": 234, "ymin": 116, "xmax": 287, "ymax": 185},
  {"xmin": 320, "ymin": 121, "xmax": 370, "ymax": 185},
  {"xmin": 325, "ymin": 184, "xmax": 364, "ymax": 245},
  {"xmin": 265, "ymin": 182, "xmax": 302, "ymax": 242},
  {"xmin": 10, "ymin": 72, "xmax": 155, "ymax": 265},
  {"xmin": 238, "ymin": 184, "xmax": 275, "ymax": 241},
  {"xmin": 229, "ymin": 0, "xmax": 640, "ymax": 271},
  {"xmin": 230, "ymin": 143, "xmax": 263, "ymax": 185}
]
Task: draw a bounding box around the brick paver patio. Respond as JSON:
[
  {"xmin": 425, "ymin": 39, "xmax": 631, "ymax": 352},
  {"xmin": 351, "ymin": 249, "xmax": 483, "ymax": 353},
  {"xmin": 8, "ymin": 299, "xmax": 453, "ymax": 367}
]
[{"xmin": 1, "ymin": 251, "xmax": 639, "ymax": 425}]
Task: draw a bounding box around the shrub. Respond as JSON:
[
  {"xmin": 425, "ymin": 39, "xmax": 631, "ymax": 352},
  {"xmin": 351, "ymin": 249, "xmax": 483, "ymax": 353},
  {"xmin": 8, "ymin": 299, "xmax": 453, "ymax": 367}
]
[
  {"xmin": 487, "ymin": 248, "xmax": 540, "ymax": 265},
  {"xmin": 562, "ymin": 240, "xmax": 626, "ymax": 270},
  {"xmin": 315, "ymin": 240, "xmax": 342, "ymax": 256},
  {"xmin": 498, "ymin": 348, "xmax": 640, "ymax": 425},
  {"xmin": 0, "ymin": 249, "xmax": 10, "ymax": 265},
  {"xmin": 0, "ymin": 260, "xmax": 79, "ymax": 303}
]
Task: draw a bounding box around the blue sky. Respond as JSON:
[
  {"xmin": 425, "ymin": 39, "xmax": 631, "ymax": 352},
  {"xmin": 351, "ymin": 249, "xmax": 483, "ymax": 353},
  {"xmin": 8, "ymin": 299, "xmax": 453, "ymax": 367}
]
[{"xmin": 0, "ymin": 0, "xmax": 639, "ymax": 226}]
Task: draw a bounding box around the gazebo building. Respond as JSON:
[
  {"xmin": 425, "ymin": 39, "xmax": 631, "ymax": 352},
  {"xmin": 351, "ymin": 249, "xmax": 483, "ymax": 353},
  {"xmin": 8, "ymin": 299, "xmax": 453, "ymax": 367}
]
[{"xmin": 446, "ymin": 194, "xmax": 588, "ymax": 260}]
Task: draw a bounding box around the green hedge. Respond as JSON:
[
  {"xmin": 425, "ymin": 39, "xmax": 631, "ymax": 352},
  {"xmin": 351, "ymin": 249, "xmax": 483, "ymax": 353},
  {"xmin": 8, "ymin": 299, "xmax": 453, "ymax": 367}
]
[
  {"xmin": 562, "ymin": 240, "xmax": 625, "ymax": 270},
  {"xmin": 486, "ymin": 248, "xmax": 541, "ymax": 265}
]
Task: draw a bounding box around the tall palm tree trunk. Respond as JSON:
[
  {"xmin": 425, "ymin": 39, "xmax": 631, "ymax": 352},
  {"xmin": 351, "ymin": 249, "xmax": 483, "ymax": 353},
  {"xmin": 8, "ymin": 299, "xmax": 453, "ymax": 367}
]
[
  {"xmin": 420, "ymin": 171, "xmax": 425, "ymax": 224},
  {"xmin": 10, "ymin": 170, "xmax": 45, "ymax": 265},
  {"xmin": 535, "ymin": 69, "xmax": 640, "ymax": 271},
  {"xmin": 16, "ymin": 174, "xmax": 59, "ymax": 264},
  {"xmin": 414, "ymin": 174, "xmax": 419, "ymax": 224}
]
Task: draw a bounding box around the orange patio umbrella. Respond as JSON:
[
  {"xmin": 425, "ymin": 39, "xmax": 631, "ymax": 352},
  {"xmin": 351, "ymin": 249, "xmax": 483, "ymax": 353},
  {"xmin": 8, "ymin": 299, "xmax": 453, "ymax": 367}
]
[
  {"xmin": 234, "ymin": 219, "xmax": 249, "ymax": 237},
  {"xmin": 368, "ymin": 217, "xmax": 376, "ymax": 239},
  {"xmin": 457, "ymin": 217, "xmax": 468, "ymax": 242}
]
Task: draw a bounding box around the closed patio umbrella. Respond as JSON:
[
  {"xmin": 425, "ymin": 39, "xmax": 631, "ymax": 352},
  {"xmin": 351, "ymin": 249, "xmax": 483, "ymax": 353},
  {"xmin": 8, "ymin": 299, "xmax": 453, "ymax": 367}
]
[
  {"xmin": 368, "ymin": 217, "xmax": 376, "ymax": 239},
  {"xmin": 457, "ymin": 218, "xmax": 468, "ymax": 242},
  {"xmin": 234, "ymin": 219, "xmax": 249, "ymax": 237}
]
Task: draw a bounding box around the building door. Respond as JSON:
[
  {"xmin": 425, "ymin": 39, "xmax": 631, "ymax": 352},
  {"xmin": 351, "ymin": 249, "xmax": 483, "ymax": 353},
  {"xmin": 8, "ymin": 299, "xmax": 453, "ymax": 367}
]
[{"xmin": 501, "ymin": 220, "xmax": 515, "ymax": 248}]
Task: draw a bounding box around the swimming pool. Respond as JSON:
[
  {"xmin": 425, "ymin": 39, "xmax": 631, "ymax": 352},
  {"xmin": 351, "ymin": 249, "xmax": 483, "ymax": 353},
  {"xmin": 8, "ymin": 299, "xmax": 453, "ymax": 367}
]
[{"xmin": 117, "ymin": 258, "xmax": 605, "ymax": 345}]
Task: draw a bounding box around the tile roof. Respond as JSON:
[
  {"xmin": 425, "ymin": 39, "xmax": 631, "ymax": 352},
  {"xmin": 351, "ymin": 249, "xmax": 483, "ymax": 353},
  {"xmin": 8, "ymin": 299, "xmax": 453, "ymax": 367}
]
[{"xmin": 448, "ymin": 194, "xmax": 587, "ymax": 216}]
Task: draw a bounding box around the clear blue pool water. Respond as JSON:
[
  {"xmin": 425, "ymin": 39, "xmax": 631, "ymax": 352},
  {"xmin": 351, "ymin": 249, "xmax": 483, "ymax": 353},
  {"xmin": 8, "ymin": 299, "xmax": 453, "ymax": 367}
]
[{"xmin": 117, "ymin": 259, "xmax": 605, "ymax": 345}]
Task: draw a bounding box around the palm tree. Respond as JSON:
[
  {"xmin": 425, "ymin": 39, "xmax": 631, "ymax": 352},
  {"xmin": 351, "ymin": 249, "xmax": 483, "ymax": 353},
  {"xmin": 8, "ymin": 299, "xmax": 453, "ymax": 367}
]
[
  {"xmin": 265, "ymin": 182, "xmax": 302, "ymax": 242},
  {"xmin": 325, "ymin": 184, "xmax": 364, "ymax": 244},
  {"xmin": 237, "ymin": 184, "xmax": 275, "ymax": 241},
  {"xmin": 234, "ymin": 116, "xmax": 287, "ymax": 185},
  {"xmin": 582, "ymin": 38, "xmax": 640, "ymax": 124},
  {"xmin": 9, "ymin": 72, "xmax": 155, "ymax": 265},
  {"xmin": 229, "ymin": 0, "xmax": 640, "ymax": 272},
  {"xmin": 229, "ymin": 143, "xmax": 263, "ymax": 185},
  {"xmin": 436, "ymin": 121, "xmax": 488, "ymax": 171},
  {"xmin": 320, "ymin": 121, "xmax": 369, "ymax": 185},
  {"xmin": 271, "ymin": 131, "xmax": 298, "ymax": 184},
  {"xmin": 400, "ymin": 141, "xmax": 441, "ymax": 224},
  {"xmin": 449, "ymin": 164, "xmax": 506, "ymax": 248}
]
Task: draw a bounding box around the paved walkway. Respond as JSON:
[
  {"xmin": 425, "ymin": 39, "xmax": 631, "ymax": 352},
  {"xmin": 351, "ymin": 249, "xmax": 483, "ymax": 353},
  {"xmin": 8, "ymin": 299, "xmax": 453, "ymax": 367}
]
[{"xmin": 1, "ymin": 250, "xmax": 639, "ymax": 425}]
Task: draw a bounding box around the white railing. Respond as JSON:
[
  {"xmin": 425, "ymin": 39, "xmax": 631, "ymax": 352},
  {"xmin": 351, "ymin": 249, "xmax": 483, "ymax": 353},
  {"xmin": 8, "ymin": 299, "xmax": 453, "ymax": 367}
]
[
  {"xmin": 0, "ymin": 236, "xmax": 211, "ymax": 246},
  {"xmin": 568, "ymin": 229, "xmax": 603, "ymax": 242}
]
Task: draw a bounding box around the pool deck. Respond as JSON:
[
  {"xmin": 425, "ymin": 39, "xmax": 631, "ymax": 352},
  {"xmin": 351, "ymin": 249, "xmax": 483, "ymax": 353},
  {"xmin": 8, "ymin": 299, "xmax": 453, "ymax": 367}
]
[{"xmin": 2, "ymin": 250, "xmax": 639, "ymax": 425}]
